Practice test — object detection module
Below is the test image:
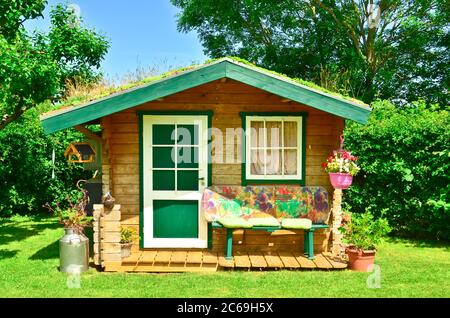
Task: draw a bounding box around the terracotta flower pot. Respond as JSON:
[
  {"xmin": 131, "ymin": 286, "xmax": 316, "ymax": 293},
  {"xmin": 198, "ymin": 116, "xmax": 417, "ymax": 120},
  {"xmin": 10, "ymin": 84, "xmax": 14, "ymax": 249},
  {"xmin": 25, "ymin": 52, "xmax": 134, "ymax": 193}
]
[
  {"xmin": 346, "ymin": 247, "xmax": 376, "ymax": 272},
  {"xmin": 329, "ymin": 172, "xmax": 353, "ymax": 189}
]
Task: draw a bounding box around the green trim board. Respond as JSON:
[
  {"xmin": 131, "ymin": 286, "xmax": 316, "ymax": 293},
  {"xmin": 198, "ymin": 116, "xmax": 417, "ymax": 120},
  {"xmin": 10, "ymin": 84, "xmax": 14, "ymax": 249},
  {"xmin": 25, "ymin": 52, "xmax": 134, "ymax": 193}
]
[
  {"xmin": 138, "ymin": 113, "xmax": 144, "ymax": 249},
  {"xmin": 138, "ymin": 111, "xmax": 213, "ymax": 248},
  {"xmin": 240, "ymin": 112, "xmax": 307, "ymax": 186},
  {"xmin": 225, "ymin": 61, "xmax": 370, "ymax": 124},
  {"xmin": 41, "ymin": 58, "xmax": 371, "ymax": 134}
]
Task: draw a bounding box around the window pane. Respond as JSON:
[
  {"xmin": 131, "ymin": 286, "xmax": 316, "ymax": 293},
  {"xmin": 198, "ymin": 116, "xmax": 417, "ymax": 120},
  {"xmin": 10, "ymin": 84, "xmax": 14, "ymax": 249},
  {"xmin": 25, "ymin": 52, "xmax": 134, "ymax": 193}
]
[
  {"xmin": 177, "ymin": 146, "xmax": 199, "ymax": 168},
  {"xmin": 250, "ymin": 121, "xmax": 264, "ymax": 147},
  {"xmin": 153, "ymin": 125, "xmax": 175, "ymax": 145},
  {"xmin": 266, "ymin": 149, "xmax": 282, "ymax": 175},
  {"xmin": 284, "ymin": 149, "xmax": 298, "ymax": 175},
  {"xmin": 177, "ymin": 124, "xmax": 198, "ymax": 145},
  {"xmin": 152, "ymin": 147, "xmax": 175, "ymax": 168},
  {"xmin": 266, "ymin": 121, "xmax": 282, "ymax": 147},
  {"xmin": 177, "ymin": 170, "xmax": 199, "ymax": 191},
  {"xmin": 250, "ymin": 149, "xmax": 265, "ymax": 175},
  {"xmin": 284, "ymin": 121, "xmax": 297, "ymax": 147},
  {"xmin": 153, "ymin": 170, "xmax": 175, "ymax": 190}
]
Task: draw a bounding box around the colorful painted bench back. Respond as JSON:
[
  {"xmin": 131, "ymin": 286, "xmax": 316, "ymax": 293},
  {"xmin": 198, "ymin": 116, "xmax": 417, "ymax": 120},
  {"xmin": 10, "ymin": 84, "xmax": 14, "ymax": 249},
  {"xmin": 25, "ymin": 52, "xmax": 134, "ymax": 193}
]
[{"xmin": 201, "ymin": 185, "xmax": 330, "ymax": 224}]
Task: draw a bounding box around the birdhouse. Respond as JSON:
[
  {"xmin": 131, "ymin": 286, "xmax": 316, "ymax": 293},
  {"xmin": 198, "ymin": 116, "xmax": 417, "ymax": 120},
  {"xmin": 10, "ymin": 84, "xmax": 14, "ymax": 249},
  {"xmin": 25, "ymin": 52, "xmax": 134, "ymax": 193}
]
[{"xmin": 64, "ymin": 142, "xmax": 96, "ymax": 163}]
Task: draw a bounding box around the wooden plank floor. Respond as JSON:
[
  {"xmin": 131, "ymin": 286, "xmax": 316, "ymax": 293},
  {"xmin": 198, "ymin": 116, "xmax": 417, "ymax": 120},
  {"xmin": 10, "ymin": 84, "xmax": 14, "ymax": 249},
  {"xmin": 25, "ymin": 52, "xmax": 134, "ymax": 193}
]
[{"xmin": 104, "ymin": 250, "xmax": 347, "ymax": 272}]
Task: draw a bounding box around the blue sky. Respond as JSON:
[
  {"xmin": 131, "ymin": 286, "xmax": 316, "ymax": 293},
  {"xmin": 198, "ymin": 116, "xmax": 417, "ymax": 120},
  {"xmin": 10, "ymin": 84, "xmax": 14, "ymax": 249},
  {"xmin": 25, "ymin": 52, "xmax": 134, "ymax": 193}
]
[{"xmin": 25, "ymin": 0, "xmax": 207, "ymax": 80}]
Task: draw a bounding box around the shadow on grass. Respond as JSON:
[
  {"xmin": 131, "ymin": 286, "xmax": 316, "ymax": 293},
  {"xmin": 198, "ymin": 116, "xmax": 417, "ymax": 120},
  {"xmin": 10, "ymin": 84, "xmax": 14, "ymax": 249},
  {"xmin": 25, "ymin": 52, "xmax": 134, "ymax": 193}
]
[
  {"xmin": 29, "ymin": 239, "xmax": 59, "ymax": 260},
  {"xmin": 0, "ymin": 249, "xmax": 18, "ymax": 259},
  {"xmin": 386, "ymin": 237, "xmax": 450, "ymax": 250},
  {"xmin": 0, "ymin": 215, "xmax": 60, "ymax": 259}
]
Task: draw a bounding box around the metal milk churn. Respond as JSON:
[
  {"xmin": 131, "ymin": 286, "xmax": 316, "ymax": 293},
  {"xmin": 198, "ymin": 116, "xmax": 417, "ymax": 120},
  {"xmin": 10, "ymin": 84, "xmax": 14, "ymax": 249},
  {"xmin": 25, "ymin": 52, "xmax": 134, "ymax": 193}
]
[{"xmin": 60, "ymin": 228, "xmax": 89, "ymax": 273}]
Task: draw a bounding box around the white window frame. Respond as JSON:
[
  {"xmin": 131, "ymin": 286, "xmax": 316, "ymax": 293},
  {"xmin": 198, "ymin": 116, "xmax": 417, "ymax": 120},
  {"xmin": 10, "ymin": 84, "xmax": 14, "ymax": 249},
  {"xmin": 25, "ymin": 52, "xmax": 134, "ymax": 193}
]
[{"xmin": 244, "ymin": 115, "xmax": 303, "ymax": 181}]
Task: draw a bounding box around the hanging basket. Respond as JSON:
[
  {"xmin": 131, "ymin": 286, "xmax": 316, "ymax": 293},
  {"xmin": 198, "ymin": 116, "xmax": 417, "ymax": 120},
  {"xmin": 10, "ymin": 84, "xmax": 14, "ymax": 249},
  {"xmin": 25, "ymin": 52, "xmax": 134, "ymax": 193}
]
[{"xmin": 329, "ymin": 172, "xmax": 353, "ymax": 189}]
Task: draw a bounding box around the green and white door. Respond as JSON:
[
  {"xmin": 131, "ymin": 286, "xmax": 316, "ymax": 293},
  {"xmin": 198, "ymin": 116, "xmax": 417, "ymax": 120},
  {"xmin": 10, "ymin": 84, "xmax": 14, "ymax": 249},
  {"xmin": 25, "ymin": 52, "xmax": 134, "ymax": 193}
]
[{"xmin": 142, "ymin": 115, "xmax": 208, "ymax": 248}]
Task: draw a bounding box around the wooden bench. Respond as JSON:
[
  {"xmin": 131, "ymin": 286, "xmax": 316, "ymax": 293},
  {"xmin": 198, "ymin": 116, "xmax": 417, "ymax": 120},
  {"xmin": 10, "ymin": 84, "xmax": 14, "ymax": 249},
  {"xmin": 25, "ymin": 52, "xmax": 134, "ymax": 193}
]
[{"xmin": 201, "ymin": 185, "xmax": 331, "ymax": 260}]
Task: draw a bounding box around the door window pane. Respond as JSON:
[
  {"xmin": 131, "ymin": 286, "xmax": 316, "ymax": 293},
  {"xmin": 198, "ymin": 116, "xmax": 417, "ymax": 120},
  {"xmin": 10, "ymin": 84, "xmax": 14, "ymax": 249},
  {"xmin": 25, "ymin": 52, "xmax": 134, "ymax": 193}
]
[
  {"xmin": 152, "ymin": 170, "xmax": 175, "ymax": 190},
  {"xmin": 177, "ymin": 146, "xmax": 199, "ymax": 168},
  {"xmin": 153, "ymin": 125, "xmax": 175, "ymax": 145},
  {"xmin": 177, "ymin": 124, "xmax": 199, "ymax": 145},
  {"xmin": 152, "ymin": 147, "xmax": 175, "ymax": 168},
  {"xmin": 177, "ymin": 170, "xmax": 199, "ymax": 191}
]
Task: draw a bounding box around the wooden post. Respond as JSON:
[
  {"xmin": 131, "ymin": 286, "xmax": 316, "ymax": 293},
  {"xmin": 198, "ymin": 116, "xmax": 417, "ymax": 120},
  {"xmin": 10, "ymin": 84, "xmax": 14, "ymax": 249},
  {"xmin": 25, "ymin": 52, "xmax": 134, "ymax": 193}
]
[
  {"xmin": 93, "ymin": 204, "xmax": 121, "ymax": 268},
  {"xmin": 331, "ymin": 189, "xmax": 344, "ymax": 256},
  {"xmin": 100, "ymin": 117, "xmax": 112, "ymax": 196}
]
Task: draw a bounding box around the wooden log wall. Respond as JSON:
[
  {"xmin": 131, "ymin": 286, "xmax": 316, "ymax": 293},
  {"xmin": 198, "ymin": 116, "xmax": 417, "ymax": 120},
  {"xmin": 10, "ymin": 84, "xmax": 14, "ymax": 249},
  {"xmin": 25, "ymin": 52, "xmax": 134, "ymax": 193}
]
[{"xmin": 101, "ymin": 79, "xmax": 344, "ymax": 254}]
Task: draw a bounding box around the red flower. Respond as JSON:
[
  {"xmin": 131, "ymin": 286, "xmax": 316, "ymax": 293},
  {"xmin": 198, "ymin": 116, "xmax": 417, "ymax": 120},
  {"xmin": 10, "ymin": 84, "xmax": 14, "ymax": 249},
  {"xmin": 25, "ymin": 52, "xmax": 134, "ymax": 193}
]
[
  {"xmin": 341, "ymin": 151, "xmax": 351, "ymax": 160},
  {"xmin": 321, "ymin": 162, "xmax": 328, "ymax": 168}
]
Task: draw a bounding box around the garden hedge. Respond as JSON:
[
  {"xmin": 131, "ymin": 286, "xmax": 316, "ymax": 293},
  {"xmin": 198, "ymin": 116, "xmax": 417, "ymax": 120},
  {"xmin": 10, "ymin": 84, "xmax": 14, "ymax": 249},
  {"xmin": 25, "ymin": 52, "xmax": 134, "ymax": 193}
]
[{"xmin": 344, "ymin": 100, "xmax": 450, "ymax": 240}]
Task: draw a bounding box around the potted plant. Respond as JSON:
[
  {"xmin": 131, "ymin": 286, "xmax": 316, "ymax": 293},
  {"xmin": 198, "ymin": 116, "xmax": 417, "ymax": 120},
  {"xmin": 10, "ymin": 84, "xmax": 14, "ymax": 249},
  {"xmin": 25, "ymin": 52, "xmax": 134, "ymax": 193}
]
[
  {"xmin": 322, "ymin": 149, "xmax": 360, "ymax": 189},
  {"xmin": 120, "ymin": 227, "xmax": 134, "ymax": 258},
  {"xmin": 339, "ymin": 208, "xmax": 391, "ymax": 272},
  {"xmin": 45, "ymin": 181, "xmax": 93, "ymax": 273}
]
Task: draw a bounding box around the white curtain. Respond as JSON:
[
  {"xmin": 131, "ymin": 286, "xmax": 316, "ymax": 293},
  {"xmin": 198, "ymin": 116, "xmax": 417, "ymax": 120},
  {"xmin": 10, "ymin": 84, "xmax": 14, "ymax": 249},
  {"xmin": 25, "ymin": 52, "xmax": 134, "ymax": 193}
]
[{"xmin": 249, "ymin": 120, "xmax": 298, "ymax": 176}]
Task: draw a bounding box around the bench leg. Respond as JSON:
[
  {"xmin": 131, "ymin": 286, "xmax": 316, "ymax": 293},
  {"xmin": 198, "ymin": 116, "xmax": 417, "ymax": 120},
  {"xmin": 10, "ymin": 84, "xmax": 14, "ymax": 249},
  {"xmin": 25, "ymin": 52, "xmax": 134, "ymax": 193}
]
[
  {"xmin": 303, "ymin": 230, "xmax": 309, "ymax": 256},
  {"xmin": 225, "ymin": 228, "xmax": 233, "ymax": 260},
  {"xmin": 207, "ymin": 223, "xmax": 213, "ymax": 250},
  {"xmin": 307, "ymin": 230, "xmax": 315, "ymax": 260}
]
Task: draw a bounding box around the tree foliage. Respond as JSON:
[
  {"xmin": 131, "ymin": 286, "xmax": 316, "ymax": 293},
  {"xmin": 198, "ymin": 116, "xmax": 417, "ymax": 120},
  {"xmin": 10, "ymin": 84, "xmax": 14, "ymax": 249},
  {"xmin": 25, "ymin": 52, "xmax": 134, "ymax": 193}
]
[
  {"xmin": 0, "ymin": 103, "xmax": 90, "ymax": 216},
  {"xmin": 172, "ymin": 0, "xmax": 449, "ymax": 105},
  {"xmin": 0, "ymin": 1, "xmax": 110, "ymax": 129},
  {"xmin": 344, "ymin": 100, "xmax": 450, "ymax": 240}
]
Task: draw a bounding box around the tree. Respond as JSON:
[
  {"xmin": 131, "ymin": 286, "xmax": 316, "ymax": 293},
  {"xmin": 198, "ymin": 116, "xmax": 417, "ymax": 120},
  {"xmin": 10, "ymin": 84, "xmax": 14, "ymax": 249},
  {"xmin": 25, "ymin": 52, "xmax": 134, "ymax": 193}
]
[
  {"xmin": 0, "ymin": 1, "xmax": 110, "ymax": 130},
  {"xmin": 172, "ymin": 0, "xmax": 449, "ymax": 105}
]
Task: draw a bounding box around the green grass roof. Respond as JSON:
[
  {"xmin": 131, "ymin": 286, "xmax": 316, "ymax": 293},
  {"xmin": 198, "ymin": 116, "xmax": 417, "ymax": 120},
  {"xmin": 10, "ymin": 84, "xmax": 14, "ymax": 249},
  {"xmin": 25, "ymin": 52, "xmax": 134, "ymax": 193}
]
[{"xmin": 41, "ymin": 57, "xmax": 371, "ymax": 133}]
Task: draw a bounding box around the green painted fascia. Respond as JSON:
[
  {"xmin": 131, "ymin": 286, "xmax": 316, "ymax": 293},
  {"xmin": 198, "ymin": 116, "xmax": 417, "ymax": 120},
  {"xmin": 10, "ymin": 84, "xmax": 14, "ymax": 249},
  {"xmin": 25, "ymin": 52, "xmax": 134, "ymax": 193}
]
[
  {"xmin": 240, "ymin": 112, "xmax": 307, "ymax": 186},
  {"xmin": 225, "ymin": 61, "xmax": 370, "ymax": 124},
  {"xmin": 42, "ymin": 58, "xmax": 370, "ymax": 134},
  {"xmin": 42, "ymin": 63, "xmax": 226, "ymax": 134}
]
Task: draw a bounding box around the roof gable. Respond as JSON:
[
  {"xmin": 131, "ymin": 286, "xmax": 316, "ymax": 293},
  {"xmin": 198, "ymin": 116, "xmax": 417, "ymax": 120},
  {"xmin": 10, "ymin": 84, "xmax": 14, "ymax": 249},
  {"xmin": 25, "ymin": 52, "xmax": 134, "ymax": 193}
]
[{"xmin": 41, "ymin": 58, "xmax": 371, "ymax": 133}]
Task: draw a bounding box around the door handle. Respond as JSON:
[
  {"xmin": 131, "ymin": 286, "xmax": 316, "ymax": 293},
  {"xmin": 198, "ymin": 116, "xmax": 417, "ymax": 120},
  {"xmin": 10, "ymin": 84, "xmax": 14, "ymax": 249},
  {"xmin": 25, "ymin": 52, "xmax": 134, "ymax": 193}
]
[{"xmin": 198, "ymin": 177, "xmax": 205, "ymax": 181}]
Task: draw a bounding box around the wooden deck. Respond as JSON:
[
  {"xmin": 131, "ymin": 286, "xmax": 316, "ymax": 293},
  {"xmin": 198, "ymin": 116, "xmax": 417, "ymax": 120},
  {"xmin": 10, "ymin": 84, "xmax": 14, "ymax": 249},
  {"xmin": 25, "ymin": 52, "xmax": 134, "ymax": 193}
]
[{"xmin": 103, "ymin": 250, "xmax": 347, "ymax": 272}]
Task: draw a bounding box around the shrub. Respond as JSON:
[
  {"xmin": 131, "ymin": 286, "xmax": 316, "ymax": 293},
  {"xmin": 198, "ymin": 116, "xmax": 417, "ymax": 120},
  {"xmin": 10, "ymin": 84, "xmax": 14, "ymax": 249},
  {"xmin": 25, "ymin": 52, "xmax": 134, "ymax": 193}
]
[
  {"xmin": 0, "ymin": 103, "xmax": 90, "ymax": 216},
  {"xmin": 44, "ymin": 181, "xmax": 93, "ymax": 233},
  {"xmin": 343, "ymin": 100, "xmax": 450, "ymax": 240},
  {"xmin": 339, "ymin": 208, "xmax": 391, "ymax": 251}
]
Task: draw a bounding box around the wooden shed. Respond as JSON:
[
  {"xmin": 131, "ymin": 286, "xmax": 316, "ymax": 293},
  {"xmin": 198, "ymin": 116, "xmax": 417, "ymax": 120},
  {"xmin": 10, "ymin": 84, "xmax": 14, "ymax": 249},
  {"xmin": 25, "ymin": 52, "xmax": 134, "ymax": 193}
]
[{"xmin": 41, "ymin": 58, "xmax": 371, "ymax": 272}]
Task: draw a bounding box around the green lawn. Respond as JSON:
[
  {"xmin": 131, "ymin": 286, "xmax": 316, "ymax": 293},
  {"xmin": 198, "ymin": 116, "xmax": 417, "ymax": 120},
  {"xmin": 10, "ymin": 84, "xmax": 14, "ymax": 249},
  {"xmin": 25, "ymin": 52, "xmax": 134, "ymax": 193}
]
[{"xmin": 0, "ymin": 215, "xmax": 449, "ymax": 298}]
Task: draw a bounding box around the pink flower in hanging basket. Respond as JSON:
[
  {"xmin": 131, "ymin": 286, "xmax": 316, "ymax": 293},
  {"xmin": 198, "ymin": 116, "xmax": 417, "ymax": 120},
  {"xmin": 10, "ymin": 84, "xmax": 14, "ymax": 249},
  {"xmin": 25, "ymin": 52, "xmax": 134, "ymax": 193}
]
[{"xmin": 322, "ymin": 148, "xmax": 360, "ymax": 189}]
